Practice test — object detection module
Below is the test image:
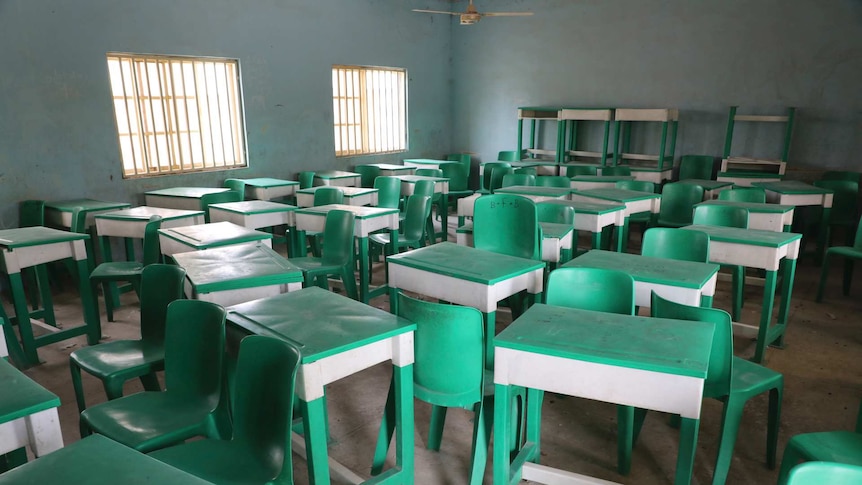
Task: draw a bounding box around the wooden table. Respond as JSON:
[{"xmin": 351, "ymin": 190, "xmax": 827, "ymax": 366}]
[
  {"xmin": 494, "ymin": 304, "xmax": 713, "ymax": 485},
  {"xmin": 157, "ymin": 222, "xmax": 273, "ymax": 257},
  {"xmin": 570, "ymin": 188, "xmax": 661, "ymax": 252},
  {"xmin": 682, "ymin": 224, "xmax": 802, "ymax": 363},
  {"xmin": 563, "ymin": 249, "xmax": 720, "ymax": 308},
  {"xmin": 173, "ymin": 243, "xmax": 303, "ymax": 307},
  {"xmin": 678, "ymin": 179, "xmax": 735, "ymax": 200},
  {"xmin": 295, "ymin": 186, "xmax": 378, "ymax": 208},
  {"xmin": 44, "ymin": 199, "xmax": 131, "ymax": 229},
  {"xmin": 694, "ymin": 200, "xmax": 794, "ymax": 232},
  {"xmin": 387, "ymin": 242, "xmax": 545, "ymax": 368},
  {"xmin": 0, "ymin": 435, "xmax": 211, "ymax": 484},
  {"xmin": 226, "ymin": 287, "xmax": 415, "ymax": 485},
  {"xmin": 494, "ymin": 186, "xmax": 571, "ymax": 203},
  {"xmin": 144, "ymin": 187, "xmax": 231, "ymax": 211},
  {"xmin": 0, "ymin": 227, "xmax": 99, "ymax": 367},
  {"xmin": 355, "ymin": 163, "xmax": 416, "ymax": 176},
  {"xmin": 236, "ymin": 177, "xmax": 299, "ymax": 200},
  {"xmin": 396, "ymin": 175, "xmax": 450, "ymax": 242},
  {"xmin": 569, "ymin": 175, "xmax": 635, "ymax": 190},
  {"xmin": 293, "ymin": 204, "xmax": 399, "ymax": 303},
  {"xmin": 753, "ymin": 180, "xmax": 834, "ymax": 259},
  {"xmin": 0, "ymin": 358, "xmax": 63, "ymax": 459},
  {"xmin": 313, "ymin": 170, "xmax": 360, "ymax": 187}
]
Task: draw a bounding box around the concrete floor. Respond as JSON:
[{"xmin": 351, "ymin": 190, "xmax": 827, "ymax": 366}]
[{"xmin": 6, "ymin": 223, "xmax": 862, "ymax": 485}]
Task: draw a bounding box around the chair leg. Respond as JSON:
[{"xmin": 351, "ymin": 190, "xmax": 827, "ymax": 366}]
[
  {"xmin": 70, "ymin": 360, "xmax": 88, "ymax": 414},
  {"xmin": 732, "ymin": 265, "xmax": 744, "ymax": 321},
  {"xmin": 371, "ymin": 379, "xmax": 396, "ymax": 476},
  {"xmin": 427, "ymin": 405, "xmax": 448, "ymax": 451},
  {"xmin": 140, "ymin": 372, "xmax": 161, "ymax": 392},
  {"xmin": 767, "ymin": 385, "xmax": 783, "ymax": 469},
  {"xmin": 104, "ymin": 379, "xmax": 125, "ymax": 400},
  {"xmin": 101, "ymin": 282, "xmax": 114, "ymax": 322},
  {"xmin": 468, "ymin": 398, "xmax": 492, "ymax": 485},
  {"xmin": 340, "ymin": 267, "xmax": 358, "ymax": 300},
  {"xmin": 816, "ymin": 253, "xmax": 832, "ymax": 302},
  {"xmin": 712, "ymin": 396, "xmax": 747, "ymax": 485},
  {"xmin": 776, "ymin": 439, "xmax": 805, "ymax": 485},
  {"xmin": 842, "ymin": 259, "xmax": 854, "ymax": 296}
]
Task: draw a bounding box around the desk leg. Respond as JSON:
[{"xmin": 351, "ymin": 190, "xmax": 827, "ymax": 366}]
[
  {"xmin": 75, "ymin": 258, "xmax": 101, "ymax": 345},
  {"xmin": 618, "ymin": 216, "xmax": 629, "ymax": 252},
  {"xmin": 817, "ymin": 207, "xmax": 831, "ymax": 264},
  {"xmin": 8, "ymin": 272, "xmax": 39, "ymax": 367},
  {"xmin": 295, "ymin": 229, "xmax": 308, "ymax": 257},
  {"xmin": 753, "ymin": 269, "xmax": 778, "ymax": 364},
  {"xmin": 34, "ymin": 265, "xmax": 55, "ymax": 327},
  {"xmin": 301, "ymin": 396, "xmax": 331, "ymax": 484},
  {"xmin": 359, "ymin": 237, "xmax": 370, "ymax": 303},
  {"xmin": 441, "ymin": 194, "xmax": 449, "ymax": 242},
  {"xmin": 393, "ymin": 361, "xmax": 415, "ymax": 482},
  {"xmin": 674, "ymin": 417, "xmax": 700, "ymax": 485},
  {"xmin": 774, "ymin": 257, "xmax": 797, "ymax": 349},
  {"xmin": 386, "ymin": 229, "xmax": 398, "ymax": 285},
  {"xmin": 592, "ymin": 231, "xmax": 602, "ymax": 250},
  {"xmin": 483, "ymin": 311, "xmax": 496, "ymax": 370},
  {"xmin": 99, "ymin": 235, "xmax": 121, "ymax": 317},
  {"xmin": 493, "ymin": 383, "xmax": 513, "ymax": 485}
]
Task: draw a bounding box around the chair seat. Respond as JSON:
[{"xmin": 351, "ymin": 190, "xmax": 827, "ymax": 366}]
[
  {"xmin": 369, "ymin": 233, "xmax": 394, "ymax": 246},
  {"xmin": 656, "ymin": 219, "xmax": 688, "ymax": 228},
  {"xmin": 828, "ymin": 247, "xmax": 862, "ymax": 259},
  {"xmin": 288, "ymin": 257, "xmax": 343, "ymax": 274},
  {"xmin": 71, "ymin": 340, "xmax": 164, "ymax": 379},
  {"xmin": 447, "ymin": 189, "xmax": 475, "ymax": 199},
  {"xmin": 90, "ymin": 262, "xmax": 144, "ymax": 280},
  {"xmin": 82, "ymin": 392, "xmax": 219, "ymax": 452},
  {"xmin": 787, "ymin": 431, "xmax": 862, "ymax": 465},
  {"xmin": 150, "ymin": 440, "xmax": 279, "ymax": 485},
  {"xmin": 728, "ymin": 357, "xmax": 783, "ymax": 396}
]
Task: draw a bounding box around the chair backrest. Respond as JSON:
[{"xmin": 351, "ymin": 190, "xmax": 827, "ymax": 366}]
[
  {"xmin": 321, "ymin": 210, "xmax": 355, "ymax": 266},
  {"xmin": 615, "ymin": 180, "xmax": 656, "ymax": 193},
  {"xmin": 139, "ymin": 264, "xmax": 186, "ymax": 345},
  {"xmin": 488, "ymin": 166, "xmax": 514, "ymax": 193},
  {"xmin": 535, "ymin": 176, "xmax": 571, "ymax": 188},
  {"xmin": 201, "ymin": 191, "xmax": 242, "ymax": 223},
  {"xmin": 397, "ymin": 292, "xmax": 484, "ymax": 407},
  {"xmin": 785, "ymin": 462, "xmax": 862, "ymax": 485},
  {"xmin": 413, "ymin": 180, "xmax": 436, "ymax": 199},
  {"xmin": 355, "ymin": 165, "xmax": 381, "ymax": 188},
  {"xmin": 658, "ymin": 183, "xmax": 704, "ymax": 226},
  {"xmin": 141, "ymin": 216, "xmax": 164, "ymax": 265},
  {"xmin": 163, "ymin": 300, "xmax": 226, "ymax": 403},
  {"xmin": 374, "ymin": 176, "xmax": 402, "ymax": 209},
  {"xmin": 641, "ymin": 228, "xmax": 709, "ymax": 263},
  {"xmin": 313, "ymin": 187, "xmax": 344, "ymax": 206},
  {"xmin": 718, "ymin": 187, "xmax": 767, "ymax": 203},
  {"xmin": 501, "ymin": 173, "xmax": 536, "ymax": 188},
  {"xmin": 853, "ymin": 215, "xmax": 862, "ymax": 250},
  {"xmin": 446, "ymin": 153, "xmax": 471, "ymax": 165},
  {"xmin": 481, "ymin": 162, "xmax": 512, "ymax": 191},
  {"xmin": 546, "ymin": 267, "xmax": 635, "ymax": 315},
  {"xmin": 298, "ymin": 171, "xmax": 315, "ymax": 189},
  {"xmin": 514, "ymin": 167, "xmax": 538, "ymax": 176},
  {"xmin": 678, "ymin": 155, "xmax": 714, "ymax": 181},
  {"xmin": 497, "ymin": 150, "xmax": 520, "ymax": 162},
  {"xmin": 537, "ymin": 202, "xmax": 574, "ymax": 225},
  {"xmin": 440, "ymin": 163, "xmax": 469, "ymax": 191},
  {"xmin": 402, "ymin": 195, "xmax": 432, "ymax": 243},
  {"xmin": 231, "ymin": 335, "xmax": 300, "ymax": 479},
  {"xmin": 822, "ymin": 170, "xmax": 862, "ymax": 184},
  {"xmin": 223, "ymin": 179, "xmax": 246, "ymax": 200},
  {"xmin": 602, "ymin": 166, "xmax": 631, "ymax": 176},
  {"xmin": 473, "ymin": 194, "xmax": 540, "ymax": 260},
  {"xmin": 813, "ymin": 180, "xmax": 859, "ymax": 225},
  {"xmin": 566, "ymin": 165, "xmax": 598, "ymax": 177},
  {"xmin": 651, "ymin": 291, "xmax": 733, "ymax": 397},
  {"xmin": 415, "ymin": 168, "xmax": 443, "ymax": 178},
  {"xmin": 693, "ymin": 205, "xmax": 749, "ymax": 228},
  {"xmin": 19, "ymin": 200, "xmax": 45, "ymax": 227}
]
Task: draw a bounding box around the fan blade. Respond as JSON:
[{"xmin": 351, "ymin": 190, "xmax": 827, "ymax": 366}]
[
  {"xmin": 412, "ymin": 9, "xmax": 460, "ymax": 15},
  {"xmin": 482, "ymin": 12, "xmax": 534, "ymax": 17}
]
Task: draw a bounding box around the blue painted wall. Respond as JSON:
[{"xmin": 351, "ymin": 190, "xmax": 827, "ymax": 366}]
[
  {"xmin": 450, "ymin": 0, "xmax": 862, "ymax": 172},
  {"xmin": 0, "ymin": 0, "xmax": 452, "ymax": 226}
]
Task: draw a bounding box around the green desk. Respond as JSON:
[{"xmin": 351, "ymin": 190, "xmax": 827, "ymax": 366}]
[
  {"xmin": 356, "ymin": 163, "xmax": 416, "ymax": 176},
  {"xmin": 753, "ymin": 181, "xmax": 834, "ymax": 260},
  {"xmin": 682, "ymin": 225, "xmax": 802, "ymax": 363},
  {"xmin": 144, "ymin": 187, "xmax": 231, "ymax": 211},
  {"xmin": 678, "ymin": 179, "xmax": 734, "ymax": 200},
  {"xmin": 173, "ymin": 243, "xmax": 303, "ymax": 307},
  {"xmin": 395, "ymin": 175, "xmax": 450, "ymax": 242},
  {"xmin": 387, "ymin": 242, "xmax": 545, "ymax": 368},
  {"xmin": 293, "ymin": 204, "xmax": 399, "ymax": 303},
  {"xmin": 0, "ymin": 358, "xmax": 63, "ymax": 458},
  {"xmin": 237, "ymin": 177, "xmax": 299, "ymax": 201},
  {"xmin": 44, "ymin": 199, "xmax": 132, "ymax": 230},
  {"xmin": 313, "ymin": 170, "xmax": 360, "ymax": 187},
  {"xmin": 479, "ymin": 160, "xmax": 560, "ymax": 177},
  {"xmin": 569, "ymin": 175, "xmax": 635, "ymax": 190},
  {"xmin": 494, "ymin": 304, "xmax": 713, "ymax": 485},
  {"xmin": 226, "ymin": 287, "xmax": 415, "ymax": 485},
  {"xmin": 494, "ymin": 185, "xmax": 571, "ymax": 203},
  {"xmin": 157, "ymin": 222, "xmax": 273, "ymax": 257},
  {"xmin": 563, "ymin": 249, "xmax": 720, "ymax": 307},
  {"xmin": 694, "ymin": 200, "xmax": 794, "ymax": 232},
  {"xmin": 0, "ymin": 435, "xmax": 212, "ymax": 484},
  {"xmin": 570, "ymin": 188, "xmax": 661, "ymax": 252},
  {"xmin": 295, "ymin": 186, "xmax": 378, "ymax": 208},
  {"xmin": 207, "ymin": 201, "xmax": 297, "ymax": 230},
  {"xmin": 403, "ymin": 158, "xmax": 461, "ymax": 170},
  {"xmin": 0, "ymin": 227, "xmax": 100, "ymax": 367}
]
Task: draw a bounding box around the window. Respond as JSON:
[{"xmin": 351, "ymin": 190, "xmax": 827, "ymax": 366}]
[
  {"xmin": 107, "ymin": 53, "xmax": 248, "ymax": 178},
  {"xmin": 332, "ymin": 65, "xmax": 407, "ymax": 157}
]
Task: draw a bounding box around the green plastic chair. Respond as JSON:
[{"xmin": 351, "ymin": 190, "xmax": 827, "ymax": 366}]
[
  {"xmin": 370, "ymin": 195, "xmax": 432, "ymax": 257},
  {"xmin": 71, "ymin": 264, "xmax": 186, "ymax": 419},
  {"xmin": 409, "ymin": 179, "xmax": 438, "ymax": 244},
  {"xmin": 657, "ymin": 183, "xmax": 704, "ymax": 228},
  {"xmin": 784, "ymin": 462, "xmax": 862, "ymax": 485},
  {"xmin": 80, "ymin": 300, "xmax": 230, "ymax": 452},
  {"xmin": 678, "ymin": 155, "xmax": 715, "ymax": 181},
  {"xmin": 440, "ymin": 163, "xmax": 473, "ymax": 198},
  {"xmin": 602, "ymin": 166, "xmax": 632, "ymax": 176},
  {"xmin": 313, "ymin": 187, "xmax": 344, "ymax": 206},
  {"xmin": 473, "ymin": 194, "xmax": 541, "ymax": 261},
  {"xmin": 374, "ymin": 176, "xmax": 402, "ymax": 209},
  {"xmin": 641, "ymin": 228, "xmax": 710, "ymax": 263},
  {"xmin": 776, "ymin": 400, "xmax": 862, "ymax": 484},
  {"xmin": 201, "ymin": 191, "xmax": 242, "ymax": 223},
  {"xmin": 497, "ymin": 150, "xmax": 520, "ymax": 162},
  {"xmin": 822, "ymin": 170, "xmax": 862, "ymax": 184},
  {"xmin": 289, "ymin": 210, "xmax": 358, "ymax": 300},
  {"xmin": 479, "ymin": 162, "xmax": 512, "ymax": 193},
  {"xmin": 816, "ymin": 214, "xmax": 862, "ymax": 302},
  {"xmin": 514, "ymin": 167, "xmax": 537, "ymax": 176},
  {"xmin": 535, "ymin": 176, "xmax": 570, "ymax": 188},
  {"xmin": 618, "ymin": 292, "xmax": 783, "ymax": 484},
  {"xmin": 90, "ymin": 216, "xmax": 163, "ymax": 322},
  {"xmin": 566, "ymin": 165, "xmax": 598, "ymax": 177},
  {"xmin": 692, "ymin": 204, "xmax": 748, "ymax": 321},
  {"xmin": 546, "ymin": 267, "xmax": 635, "ymax": 314},
  {"xmin": 149, "ymin": 336, "xmax": 301, "ymax": 485},
  {"xmin": 615, "ymin": 180, "xmax": 656, "ymax": 193},
  {"xmin": 488, "ymin": 166, "xmax": 514, "ymax": 194},
  {"xmin": 812, "ymin": 180, "xmax": 859, "ymax": 247},
  {"xmin": 415, "ymin": 168, "xmax": 443, "ymax": 178},
  {"xmin": 537, "ymin": 203, "xmax": 574, "ymax": 225},
  {"xmin": 298, "ymin": 171, "xmax": 315, "ymax": 189},
  {"xmin": 501, "ymin": 173, "xmax": 536, "ymax": 187},
  {"xmin": 718, "ymin": 187, "xmax": 767, "ymax": 203},
  {"xmin": 446, "ymin": 153, "xmax": 471, "ymax": 165},
  {"xmin": 223, "ymin": 179, "xmax": 246, "ymax": 200},
  {"xmin": 371, "ymin": 292, "xmax": 490, "ymax": 484},
  {"xmin": 355, "ymin": 165, "xmax": 381, "ymax": 188}
]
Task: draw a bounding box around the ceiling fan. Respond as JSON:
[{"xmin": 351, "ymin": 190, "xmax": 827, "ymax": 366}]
[{"xmin": 413, "ymin": 0, "xmax": 533, "ymax": 25}]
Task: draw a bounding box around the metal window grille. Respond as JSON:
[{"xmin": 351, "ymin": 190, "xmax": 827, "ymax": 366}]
[
  {"xmin": 332, "ymin": 65, "xmax": 407, "ymax": 157},
  {"xmin": 107, "ymin": 53, "xmax": 248, "ymax": 178}
]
